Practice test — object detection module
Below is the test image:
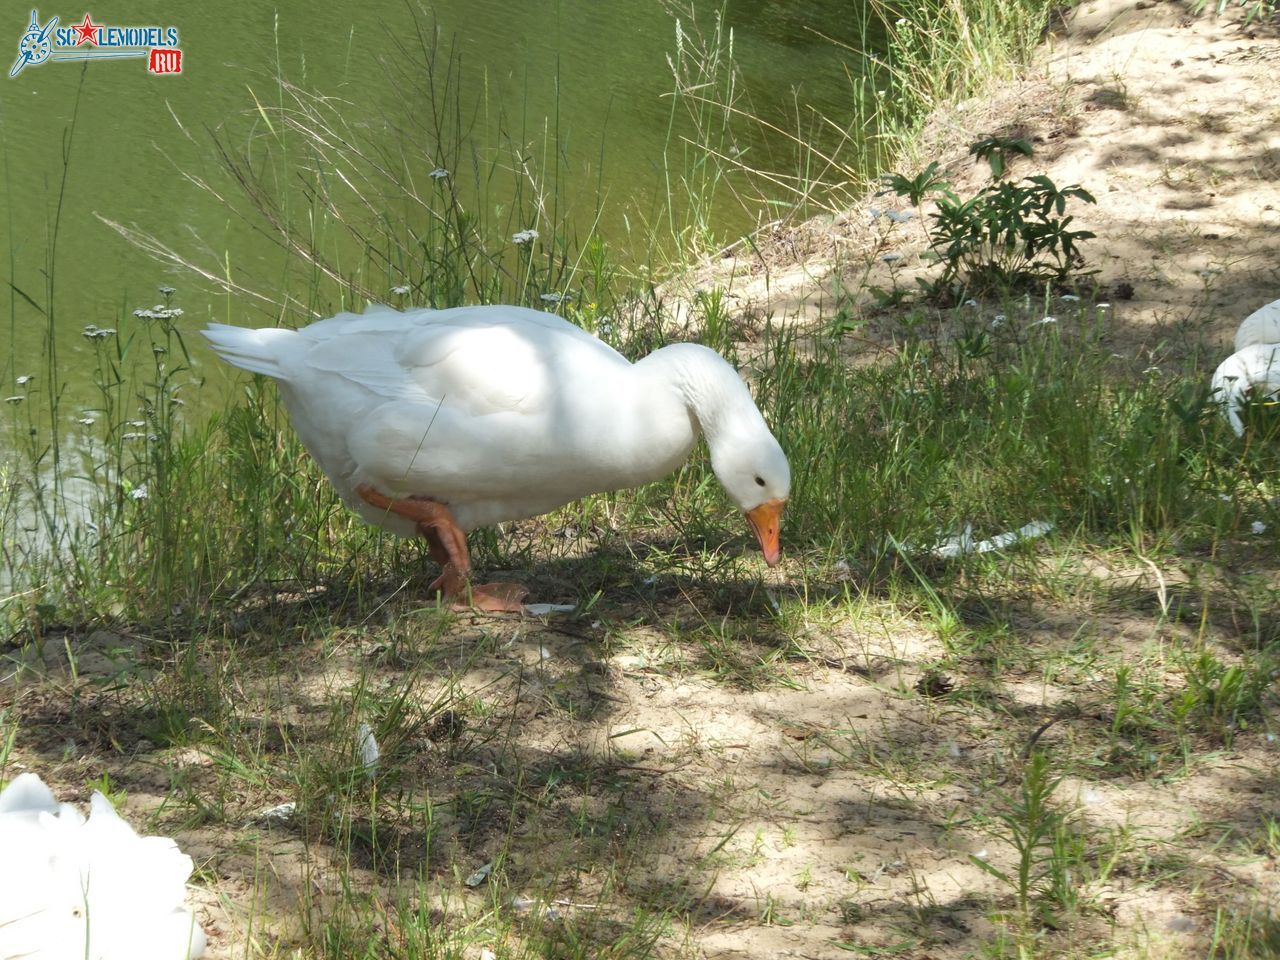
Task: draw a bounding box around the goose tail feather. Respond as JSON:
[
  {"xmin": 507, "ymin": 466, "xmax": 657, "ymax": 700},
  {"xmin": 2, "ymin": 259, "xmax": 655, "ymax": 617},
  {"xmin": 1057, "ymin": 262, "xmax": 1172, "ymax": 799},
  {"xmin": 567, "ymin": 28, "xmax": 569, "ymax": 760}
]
[{"xmin": 201, "ymin": 323, "xmax": 297, "ymax": 380}]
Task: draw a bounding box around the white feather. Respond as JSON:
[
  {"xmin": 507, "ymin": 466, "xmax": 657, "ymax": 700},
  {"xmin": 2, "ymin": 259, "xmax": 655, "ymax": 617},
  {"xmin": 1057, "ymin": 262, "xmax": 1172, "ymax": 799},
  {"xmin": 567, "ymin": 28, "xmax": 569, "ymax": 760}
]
[{"xmin": 356, "ymin": 723, "xmax": 380, "ymax": 772}]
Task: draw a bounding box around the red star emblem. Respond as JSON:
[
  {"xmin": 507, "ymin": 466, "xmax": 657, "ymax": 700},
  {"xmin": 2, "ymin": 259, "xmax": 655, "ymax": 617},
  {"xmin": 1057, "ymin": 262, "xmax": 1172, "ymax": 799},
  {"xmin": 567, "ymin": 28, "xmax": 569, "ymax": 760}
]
[{"xmin": 72, "ymin": 13, "xmax": 101, "ymax": 46}]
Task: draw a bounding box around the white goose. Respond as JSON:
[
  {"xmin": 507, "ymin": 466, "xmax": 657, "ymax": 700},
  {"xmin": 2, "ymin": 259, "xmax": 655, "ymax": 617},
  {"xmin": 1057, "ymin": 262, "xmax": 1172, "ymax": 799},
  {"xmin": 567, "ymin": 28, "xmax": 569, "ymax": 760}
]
[
  {"xmin": 1213, "ymin": 298, "xmax": 1280, "ymax": 437},
  {"xmin": 1232, "ymin": 297, "xmax": 1280, "ymax": 352},
  {"xmin": 203, "ymin": 304, "xmax": 790, "ymax": 610},
  {"xmin": 0, "ymin": 773, "xmax": 206, "ymax": 960},
  {"xmin": 1213, "ymin": 343, "xmax": 1280, "ymax": 437}
]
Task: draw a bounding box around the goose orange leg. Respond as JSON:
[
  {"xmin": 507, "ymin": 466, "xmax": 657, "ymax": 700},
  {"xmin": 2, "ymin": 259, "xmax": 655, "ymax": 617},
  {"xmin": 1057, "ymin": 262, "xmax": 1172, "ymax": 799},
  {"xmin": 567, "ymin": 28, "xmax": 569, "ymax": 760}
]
[{"xmin": 355, "ymin": 483, "xmax": 528, "ymax": 613}]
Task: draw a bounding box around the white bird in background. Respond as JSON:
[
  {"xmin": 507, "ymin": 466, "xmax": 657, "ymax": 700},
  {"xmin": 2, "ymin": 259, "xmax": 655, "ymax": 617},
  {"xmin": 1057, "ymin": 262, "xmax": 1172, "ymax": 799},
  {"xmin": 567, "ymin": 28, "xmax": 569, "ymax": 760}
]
[
  {"xmin": 1213, "ymin": 344, "xmax": 1280, "ymax": 436},
  {"xmin": 1213, "ymin": 299, "xmax": 1280, "ymax": 436},
  {"xmin": 1232, "ymin": 298, "xmax": 1280, "ymax": 352},
  {"xmin": 0, "ymin": 773, "xmax": 206, "ymax": 960},
  {"xmin": 203, "ymin": 304, "xmax": 790, "ymax": 611}
]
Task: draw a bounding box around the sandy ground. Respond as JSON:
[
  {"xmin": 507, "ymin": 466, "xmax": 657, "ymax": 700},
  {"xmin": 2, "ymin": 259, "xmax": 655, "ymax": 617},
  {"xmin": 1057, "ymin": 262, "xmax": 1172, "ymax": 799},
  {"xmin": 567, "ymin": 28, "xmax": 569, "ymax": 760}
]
[{"xmin": 4, "ymin": 2, "xmax": 1280, "ymax": 959}]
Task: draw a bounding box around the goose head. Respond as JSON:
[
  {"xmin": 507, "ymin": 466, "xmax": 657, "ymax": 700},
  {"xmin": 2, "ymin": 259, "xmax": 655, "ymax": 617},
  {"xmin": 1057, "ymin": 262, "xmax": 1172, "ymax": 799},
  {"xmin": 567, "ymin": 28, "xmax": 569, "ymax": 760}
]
[{"xmin": 710, "ymin": 426, "xmax": 791, "ymax": 566}]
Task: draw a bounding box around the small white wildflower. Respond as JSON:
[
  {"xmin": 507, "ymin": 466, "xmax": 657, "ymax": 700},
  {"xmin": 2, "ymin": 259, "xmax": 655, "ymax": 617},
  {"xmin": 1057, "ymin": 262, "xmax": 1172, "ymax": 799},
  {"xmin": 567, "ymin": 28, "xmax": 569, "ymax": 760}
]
[
  {"xmin": 390, "ymin": 284, "xmax": 410, "ymax": 296},
  {"xmin": 158, "ymin": 285, "xmax": 176, "ymax": 296},
  {"xmin": 1059, "ymin": 294, "xmax": 1081, "ymax": 302},
  {"xmin": 130, "ymin": 484, "xmax": 148, "ymax": 501},
  {"xmin": 1097, "ymin": 302, "xmax": 1111, "ymax": 310},
  {"xmin": 16, "ymin": 375, "xmax": 32, "ymax": 385},
  {"xmin": 512, "ymin": 229, "xmax": 539, "ymax": 245},
  {"xmin": 991, "ymin": 314, "xmax": 1006, "ymax": 327},
  {"xmin": 1034, "ymin": 316, "xmax": 1058, "ymax": 325},
  {"xmin": 152, "ymin": 345, "xmax": 166, "ymax": 355},
  {"xmin": 77, "ymin": 417, "xmax": 95, "ymax": 425},
  {"xmin": 122, "ymin": 432, "xmax": 144, "ymax": 440},
  {"xmin": 4, "ymin": 395, "xmax": 23, "ymax": 404},
  {"xmin": 136, "ymin": 305, "xmax": 181, "ymax": 320},
  {"xmin": 129, "ymin": 420, "xmax": 146, "ymax": 428},
  {"xmin": 1251, "ymin": 520, "xmax": 1267, "ymax": 535},
  {"xmin": 428, "ymin": 167, "xmax": 449, "ymax": 179},
  {"xmin": 356, "ymin": 722, "xmax": 380, "ymax": 771},
  {"xmin": 963, "ymin": 298, "xmax": 977, "ymax": 307},
  {"xmin": 879, "ymin": 253, "xmax": 902, "ymax": 263}
]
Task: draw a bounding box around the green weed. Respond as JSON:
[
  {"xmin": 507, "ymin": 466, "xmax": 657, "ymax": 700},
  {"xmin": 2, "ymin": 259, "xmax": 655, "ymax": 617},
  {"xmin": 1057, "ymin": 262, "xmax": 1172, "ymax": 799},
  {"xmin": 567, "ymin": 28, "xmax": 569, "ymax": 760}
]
[
  {"xmin": 881, "ymin": 140, "xmax": 1096, "ymax": 301},
  {"xmin": 970, "ymin": 751, "xmax": 1078, "ymax": 930}
]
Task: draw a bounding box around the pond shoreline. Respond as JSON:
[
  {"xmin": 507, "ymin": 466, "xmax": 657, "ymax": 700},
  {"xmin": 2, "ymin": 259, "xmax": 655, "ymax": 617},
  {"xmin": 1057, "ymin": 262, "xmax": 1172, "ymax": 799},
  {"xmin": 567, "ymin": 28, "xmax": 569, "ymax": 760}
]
[{"xmin": 669, "ymin": 0, "xmax": 1280, "ymax": 355}]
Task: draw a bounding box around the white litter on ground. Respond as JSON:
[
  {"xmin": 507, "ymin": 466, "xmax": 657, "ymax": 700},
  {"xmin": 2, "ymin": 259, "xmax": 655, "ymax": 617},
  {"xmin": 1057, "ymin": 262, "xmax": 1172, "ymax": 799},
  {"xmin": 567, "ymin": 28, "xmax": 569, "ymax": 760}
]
[{"xmin": 927, "ymin": 520, "xmax": 1055, "ymax": 559}]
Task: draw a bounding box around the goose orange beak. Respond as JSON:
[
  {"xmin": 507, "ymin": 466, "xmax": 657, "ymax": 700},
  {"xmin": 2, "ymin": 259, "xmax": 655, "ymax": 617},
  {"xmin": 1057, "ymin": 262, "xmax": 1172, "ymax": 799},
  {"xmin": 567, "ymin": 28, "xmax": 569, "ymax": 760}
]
[{"xmin": 745, "ymin": 498, "xmax": 786, "ymax": 567}]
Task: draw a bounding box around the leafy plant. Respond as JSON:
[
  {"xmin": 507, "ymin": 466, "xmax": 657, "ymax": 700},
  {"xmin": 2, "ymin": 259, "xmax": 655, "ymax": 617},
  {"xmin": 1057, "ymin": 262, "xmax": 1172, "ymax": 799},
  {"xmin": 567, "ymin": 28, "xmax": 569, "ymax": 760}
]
[
  {"xmin": 881, "ymin": 160, "xmax": 951, "ymax": 207},
  {"xmin": 881, "ymin": 140, "xmax": 1096, "ymax": 301},
  {"xmin": 1174, "ymin": 650, "xmax": 1272, "ymax": 744},
  {"xmin": 969, "ymin": 135, "xmax": 1034, "ymax": 179}
]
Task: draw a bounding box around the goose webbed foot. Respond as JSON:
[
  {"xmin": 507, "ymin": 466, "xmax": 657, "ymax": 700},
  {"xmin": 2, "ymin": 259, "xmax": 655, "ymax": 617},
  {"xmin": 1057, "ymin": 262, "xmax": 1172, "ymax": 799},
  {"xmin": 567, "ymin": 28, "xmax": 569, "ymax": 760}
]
[{"xmin": 356, "ymin": 482, "xmax": 529, "ymax": 613}]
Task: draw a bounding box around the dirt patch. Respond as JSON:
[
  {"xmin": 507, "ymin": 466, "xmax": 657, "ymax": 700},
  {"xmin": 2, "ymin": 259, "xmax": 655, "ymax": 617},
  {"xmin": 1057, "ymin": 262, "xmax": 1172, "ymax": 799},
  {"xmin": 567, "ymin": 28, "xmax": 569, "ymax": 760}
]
[{"xmin": 5, "ymin": 553, "xmax": 1279, "ymax": 959}]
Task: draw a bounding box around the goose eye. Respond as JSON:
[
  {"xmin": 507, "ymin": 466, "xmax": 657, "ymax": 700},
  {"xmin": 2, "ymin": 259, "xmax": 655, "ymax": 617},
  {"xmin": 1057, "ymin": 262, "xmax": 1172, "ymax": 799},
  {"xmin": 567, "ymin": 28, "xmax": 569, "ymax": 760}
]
[{"xmin": 754, "ymin": 476, "xmax": 765, "ymax": 487}]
